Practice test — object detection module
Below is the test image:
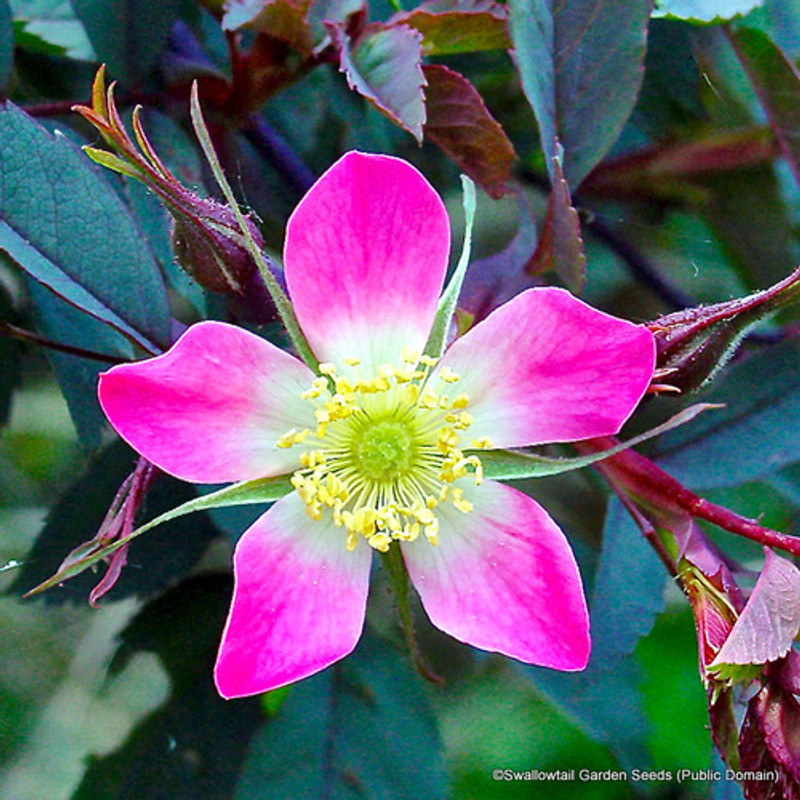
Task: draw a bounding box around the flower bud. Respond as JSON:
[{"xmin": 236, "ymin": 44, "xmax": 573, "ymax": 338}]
[
  {"xmin": 74, "ymin": 66, "xmax": 265, "ymax": 299},
  {"xmin": 647, "ymin": 267, "xmax": 800, "ymax": 393},
  {"xmin": 169, "ymin": 191, "xmax": 262, "ymax": 294}
]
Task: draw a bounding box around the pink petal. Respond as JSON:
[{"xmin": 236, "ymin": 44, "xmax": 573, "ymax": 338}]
[
  {"xmin": 215, "ymin": 493, "xmax": 372, "ymax": 698},
  {"xmin": 98, "ymin": 321, "xmax": 316, "ymax": 483},
  {"xmin": 401, "ymin": 480, "xmax": 590, "ymax": 670},
  {"xmin": 438, "ymin": 287, "xmax": 655, "ymax": 447},
  {"xmin": 284, "ymin": 151, "xmax": 450, "ymax": 370}
]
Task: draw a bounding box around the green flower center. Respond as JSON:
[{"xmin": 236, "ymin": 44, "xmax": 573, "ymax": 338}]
[
  {"xmin": 352, "ymin": 420, "xmax": 414, "ymax": 481},
  {"xmin": 276, "ymin": 350, "xmax": 491, "ymax": 552}
]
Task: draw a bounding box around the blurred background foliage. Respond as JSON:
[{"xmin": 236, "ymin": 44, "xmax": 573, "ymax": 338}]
[{"xmin": 2, "ymin": 0, "xmax": 800, "ymax": 797}]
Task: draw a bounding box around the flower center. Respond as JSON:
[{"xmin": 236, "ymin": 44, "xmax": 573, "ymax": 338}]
[
  {"xmin": 277, "ymin": 350, "xmax": 491, "ymax": 552},
  {"xmin": 352, "ymin": 420, "xmax": 414, "ymax": 481}
]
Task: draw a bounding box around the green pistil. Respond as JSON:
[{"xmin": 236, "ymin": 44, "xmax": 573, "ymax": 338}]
[{"xmin": 352, "ymin": 420, "xmax": 414, "ymax": 481}]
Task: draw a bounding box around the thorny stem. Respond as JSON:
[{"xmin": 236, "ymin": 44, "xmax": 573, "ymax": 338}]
[
  {"xmin": 579, "ymin": 437, "xmax": 800, "ymax": 558},
  {"xmin": 0, "ymin": 320, "xmax": 129, "ymax": 364}
]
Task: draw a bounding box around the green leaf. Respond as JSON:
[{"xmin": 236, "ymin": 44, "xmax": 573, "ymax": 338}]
[
  {"xmin": 0, "ymin": 0, "xmax": 12, "ymax": 90},
  {"xmin": 654, "ymin": 0, "xmax": 764, "ymax": 22},
  {"xmin": 482, "ymin": 404, "xmax": 718, "ymax": 481},
  {"xmin": 508, "ymin": 0, "xmax": 653, "ymax": 189},
  {"xmin": 236, "ymin": 628, "xmax": 447, "ymax": 800},
  {"xmin": 656, "ymin": 341, "xmax": 800, "ymax": 490},
  {"xmin": 0, "ymin": 102, "xmax": 171, "ymax": 353},
  {"xmin": 11, "ymin": 440, "xmax": 221, "ymax": 605},
  {"xmin": 73, "ymin": 575, "xmax": 265, "ymax": 800},
  {"xmin": 307, "ymin": 0, "xmax": 364, "ymax": 43},
  {"xmin": 223, "ymin": 0, "xmax": 314, "ymax": 55},
  {"xmin": 9, "ymin": 0, "xmax": 95, "ymax": 60},
  {"xmin": 422, "ymin": 64, "xmax": 516, "ymax": 200},
  {"xmin": 591, "ymin": 497, "xmax": 667, "ymax": 663},
  {"xmin": 0, "ymin": 280, "xmax": 22, "ymax": 428},
  {"xmin": 26, "ymin": 278, "xmax": 132, "ymax": 451},
  {"xmin": 730, "ymin": 27, "xmax": 800, "ymax": 189},
  {"xmin": 424, "ymin": 173, "xmax": 476, "ymax": 360},
  {"xmin": 70, "ymin": 0, "xmax": 183, "ymax": 85},
  {"xmin": 391, "ymin": 0, "xmax": 510, "ymax": 56},
  {"xmin": 519, "ymin": 504, "xmax": 654, "ymax": 771},
  {"xmin": 332, "ymin": 22, "xmax": 427, "ymax": 143}
]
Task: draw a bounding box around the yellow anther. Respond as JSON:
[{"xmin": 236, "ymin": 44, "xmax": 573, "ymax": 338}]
[
  {"xmin": 437, "ymin": 426, "xmax": 459, "ymax": 454},
  {"xmin": 301, "ymin": 377, "xmax": 329, "ymax": 399},
  {"xmin": 424, "ymin": 517, "xmax": 440, "ymax": 545},
  {"xmin": 420, "ymin": 389, "xmax": 440, "ymax": 409},
  {"xmin": 452, "ymin": 488, "xmax": 473, "ymax": 513},
  {"xmin": 451, "ymin": 393, "xmax": 470, "ymax": 410},
  {"xmin": 335, "ymin": 376, "xmax": 354, "ymax": 394},
  {"xmin": 368, "ymin": 532, "xmax": 392, "ymax": 552},
  {"xmin": 290, "ymin": 352, "xmax": 487, "ymax": 553},
  {"xmin": 415, "ymin": 506, "xmax": 435, "ymax": 526},
  {"xmin": 401, "ymin": 384, "xmax": 420, "ymax": 404},
  {"xmin": 455, "ymin": 411, "xmax": 474, "ymax": 429},
  {"xmin": 276, "ymin": 429, "xmax": 299, "ymax": 448},
  {"xmin": 471, "ymin": 436, "xmax": 493, "ymax": 449},
  {"xmin": 401, "ymin": 346, "xmax": 420, "ymax": 364}
]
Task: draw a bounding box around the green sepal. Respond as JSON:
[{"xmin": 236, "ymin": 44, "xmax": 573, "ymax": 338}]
[
  {"xmin": 423, "ymin": 174, "xmax": 476, "ymax": 360},
  {"xmin": 24, "ymin": 474, "xmax": 292, "ymax": 598},
  {"xmin": 82, "ymin": 146, "xmax": 144, "ymax": 180},
  {"xmin": 706, "ymin": 661, "xmax": 764, "ymax": 689},
  {"xmin": 480, "ymin": 403, "xmax": 720, "ymax": 481}
]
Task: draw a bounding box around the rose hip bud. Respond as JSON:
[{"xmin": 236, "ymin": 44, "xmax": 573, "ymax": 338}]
[{"xmin": 648, "ymin": 267, "xmax": 800, "ymax": 393}]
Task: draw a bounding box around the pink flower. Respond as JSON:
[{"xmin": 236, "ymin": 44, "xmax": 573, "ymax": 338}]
[{"xmin": 98, "ymin": 151, "xmax": 655, "ymax": 699}]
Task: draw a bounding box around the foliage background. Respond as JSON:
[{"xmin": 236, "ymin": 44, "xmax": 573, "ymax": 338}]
[{"xmin": 1, "ymin": 0, "xmax": 800, "ymax": 797}]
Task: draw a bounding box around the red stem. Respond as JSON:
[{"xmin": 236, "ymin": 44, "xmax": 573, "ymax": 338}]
[{"xmin": 577, "ymin": 437, "xmax": 800, "ymax": 558}]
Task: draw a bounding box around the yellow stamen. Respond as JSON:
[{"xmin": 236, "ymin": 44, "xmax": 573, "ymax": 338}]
[{"xmin": 278, "ymin": 351, "xmax": 486, "ymax": 552}]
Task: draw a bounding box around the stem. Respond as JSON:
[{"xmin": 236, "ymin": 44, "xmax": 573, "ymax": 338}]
[
  {"xmin": 241, "ymin": 115, "xmax": 316, "ymax": 196},
  {"xmin": 0, "ymin": 320, "xmax": 128, "ymax": 364},
  {"xmin": 189, "ymin": 83, "xmax": 319, "ymax": 371},
  {"xmin": 25, "ymin": 91, "xmax": 161, "ymax": 119},
  {"xmin": 585, "ymin": 214, "xmax": 695, "ymax": 310},
  {"xmin": 580, "ymin": 437, "xmax": 800, "ymax": 558},
  {"xmin": 380, "ymin": 547, "xmax": 443, "ymax": 684}
]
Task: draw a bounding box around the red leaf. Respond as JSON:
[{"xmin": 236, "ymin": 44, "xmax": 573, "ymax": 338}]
[
  {"xmin": 526, "ymin": 146, "xmax": 586, "ymax": 291},
  {"xmin": 422, "ymin": 64, "xmax": 516, "ymax": 199}
]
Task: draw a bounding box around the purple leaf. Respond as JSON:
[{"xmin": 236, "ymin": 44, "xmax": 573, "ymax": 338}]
[
  {"xmin": 712, "ymin": 549, "xmax": 800, "ymax": 669},
  {"xmin": 330, "ymin": 22, "xmax": 426, "ymax": 143}
]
